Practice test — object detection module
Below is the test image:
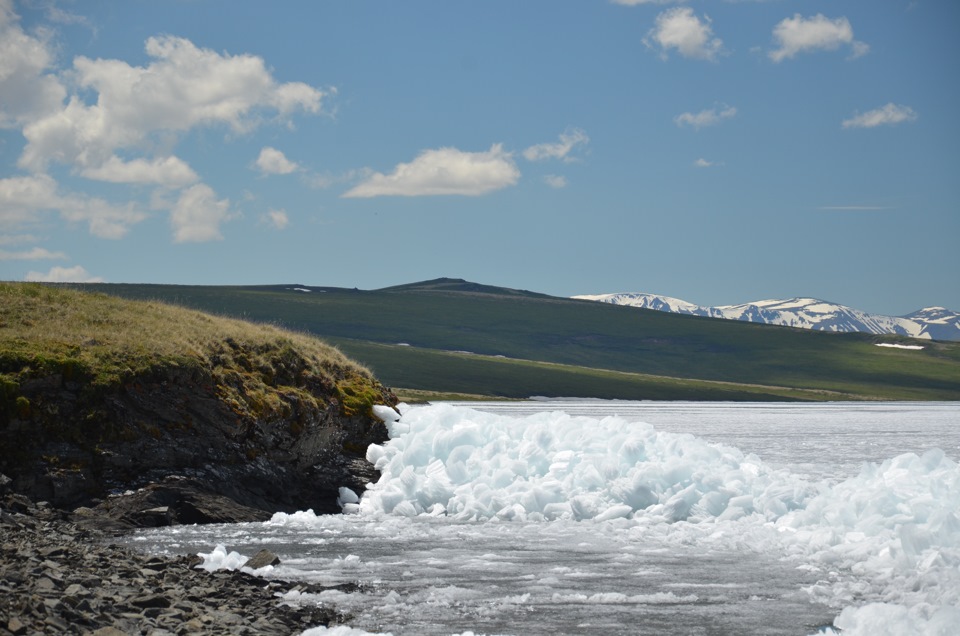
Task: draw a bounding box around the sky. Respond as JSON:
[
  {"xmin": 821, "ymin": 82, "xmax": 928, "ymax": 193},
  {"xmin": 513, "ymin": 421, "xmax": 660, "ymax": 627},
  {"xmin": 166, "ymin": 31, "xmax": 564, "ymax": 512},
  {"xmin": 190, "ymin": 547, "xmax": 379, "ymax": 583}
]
[{"xmin": 1, "ymin": 0, "xmax": 957, "ymax": 316}]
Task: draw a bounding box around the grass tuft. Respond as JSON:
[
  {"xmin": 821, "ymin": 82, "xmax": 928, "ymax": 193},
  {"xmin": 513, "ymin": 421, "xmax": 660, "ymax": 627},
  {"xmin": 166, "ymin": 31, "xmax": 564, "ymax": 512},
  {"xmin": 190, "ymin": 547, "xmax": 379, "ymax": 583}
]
[
  {"xmin": 0, "ymin": 282, "xmax": 371, "ymax": 386},
  {"xmin": 0, "ymin": 283, "xmax": 385, "ymax": 426}
]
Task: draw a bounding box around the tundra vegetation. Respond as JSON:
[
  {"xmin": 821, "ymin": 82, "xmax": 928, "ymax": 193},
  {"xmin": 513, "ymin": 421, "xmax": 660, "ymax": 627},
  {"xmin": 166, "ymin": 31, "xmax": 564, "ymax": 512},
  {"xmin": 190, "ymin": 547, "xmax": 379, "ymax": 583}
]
[
  {"xmin": 0, "ymin": 282, "xmax": 394, "ymax": 520},
  {"xmin": 69, "ymin": 278, "xmax": 960, "ymax": 402}
]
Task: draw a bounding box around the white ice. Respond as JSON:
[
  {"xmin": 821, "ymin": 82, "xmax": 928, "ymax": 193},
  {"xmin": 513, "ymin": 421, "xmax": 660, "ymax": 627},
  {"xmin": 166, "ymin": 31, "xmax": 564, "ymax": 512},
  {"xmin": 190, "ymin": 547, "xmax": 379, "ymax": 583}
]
[
  {"xmin": 356, "ymin": 404, "xmax": 960, "ymax": 634},
  {"xmin": 184, "ymin": 403, "xmax": 960, "ymax": 635}
]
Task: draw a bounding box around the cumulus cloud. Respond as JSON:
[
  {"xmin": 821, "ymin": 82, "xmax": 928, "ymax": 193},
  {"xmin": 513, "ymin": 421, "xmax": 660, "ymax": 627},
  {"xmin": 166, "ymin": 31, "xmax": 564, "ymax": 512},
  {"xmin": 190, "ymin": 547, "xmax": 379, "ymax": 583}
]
[
  {"xmin": 255, "ymin": 147, "xmax": 300, "ymax": 175},
  {"xmin": 644, "ymin": 8, "xmax": 723, "ymax": 61},
  {"xmin": 842, "ymin": 103, "xmax": 917, "ymax": 129},
  {"xmin": 674, "ymin": 105, "xmax": 736, "ymax": 129},
  {"xmin": 0, "ymin": 246, "xmax": 67, "ymax": 261},
  {"xmin": 170, "ymin": 184, "xmax": 232, "ymax": 242},
  {"xmin": 0, "ymin": 0, "xmax": 66, "ymax": 128},
  {"xmin": 693, "ymin": 158, "xmax": 721, "ymax": 168},
  {"xmin": 342, "ymin": 144, "xmax": 520, "ymax": 198},
  {"xmin": 523, "ymin": 129, "xmax": 590, "ymax": 162},
  {"xmin": 769, "ymin": 14, "xmax": 868, "ymax": 62},
  {"xmin": 262, "ymin": 209, "xmax": 289, "ymax": 229},
  {"xmin": 0, "ymin": 174, "xmax": 145, "ymax": 238},
  {"xmin": 17, "ymin": 34, "xmax": 327, "ymax": 181},
  {"xmin": 80, "ymin": 155, "xmax": 199, "ymax": 187},
  {"xmin": 25, "ymin": 265, "xmax": 104, "ymax": 283}
]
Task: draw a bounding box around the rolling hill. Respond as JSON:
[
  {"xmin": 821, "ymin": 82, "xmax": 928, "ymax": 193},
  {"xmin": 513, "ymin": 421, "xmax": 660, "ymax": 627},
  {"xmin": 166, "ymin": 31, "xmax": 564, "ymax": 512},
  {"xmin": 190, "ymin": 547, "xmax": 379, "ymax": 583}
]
[{"xmin": 67, "ymin": 278, "xmax": 960, "ymax": 402}]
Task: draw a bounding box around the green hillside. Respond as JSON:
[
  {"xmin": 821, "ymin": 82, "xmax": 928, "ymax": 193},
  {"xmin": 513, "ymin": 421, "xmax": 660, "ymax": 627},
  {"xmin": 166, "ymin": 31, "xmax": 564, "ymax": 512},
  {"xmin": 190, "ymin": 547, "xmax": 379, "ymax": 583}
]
[{"xmin": 68, "ymin": 278, "xmax": 960, "ymax": 401}]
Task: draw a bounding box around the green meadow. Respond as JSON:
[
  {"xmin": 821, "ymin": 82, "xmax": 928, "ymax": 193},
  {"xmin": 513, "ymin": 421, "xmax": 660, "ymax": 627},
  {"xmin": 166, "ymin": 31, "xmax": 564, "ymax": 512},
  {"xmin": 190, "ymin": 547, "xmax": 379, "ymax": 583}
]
[{"xmin": 69, "ymin": 278, "xmax": 960, "ymax": 402}]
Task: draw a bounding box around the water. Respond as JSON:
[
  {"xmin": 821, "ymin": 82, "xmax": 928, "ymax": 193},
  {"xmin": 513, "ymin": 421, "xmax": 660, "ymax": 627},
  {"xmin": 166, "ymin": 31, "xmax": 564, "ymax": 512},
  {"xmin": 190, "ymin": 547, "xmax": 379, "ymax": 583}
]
[{"xmin": 126, "ymin": 401, "xmax": 960, "ymax": 636}]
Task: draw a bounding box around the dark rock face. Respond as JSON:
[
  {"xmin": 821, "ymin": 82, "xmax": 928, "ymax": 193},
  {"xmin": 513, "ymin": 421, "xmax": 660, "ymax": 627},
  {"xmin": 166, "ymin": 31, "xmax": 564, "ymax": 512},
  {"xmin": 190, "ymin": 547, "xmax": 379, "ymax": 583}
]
[{"xmin": 1, "ymin": 361, "xmax": 395, "ymax": 528}]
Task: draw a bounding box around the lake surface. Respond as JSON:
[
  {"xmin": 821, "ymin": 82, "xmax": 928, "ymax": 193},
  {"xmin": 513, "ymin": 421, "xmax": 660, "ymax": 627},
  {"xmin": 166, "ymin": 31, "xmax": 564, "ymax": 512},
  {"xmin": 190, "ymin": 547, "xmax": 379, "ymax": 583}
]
[{"xmin": 127, "ymin": 401, "xmax": 960, "ymax": 636}]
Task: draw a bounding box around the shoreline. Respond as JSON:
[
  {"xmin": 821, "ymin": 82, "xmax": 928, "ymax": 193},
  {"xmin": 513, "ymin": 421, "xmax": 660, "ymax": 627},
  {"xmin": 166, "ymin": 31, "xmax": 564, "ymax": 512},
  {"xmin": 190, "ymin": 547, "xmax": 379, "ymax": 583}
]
[{"xmin": 1, "ymin": 494, "xmax": 345, "ymax": 636}]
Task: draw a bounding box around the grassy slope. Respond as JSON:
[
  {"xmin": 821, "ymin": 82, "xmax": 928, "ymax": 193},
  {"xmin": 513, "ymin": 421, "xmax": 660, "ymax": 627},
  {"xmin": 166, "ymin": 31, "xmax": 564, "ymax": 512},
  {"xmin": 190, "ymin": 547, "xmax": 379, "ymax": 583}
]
[
  {"xmin": 66, "ymin": 279, "xmax": 960, "ymax": 401},
  {"xmin": 0, "ymin": 283, "xmax": 385, "ymax": 418}
]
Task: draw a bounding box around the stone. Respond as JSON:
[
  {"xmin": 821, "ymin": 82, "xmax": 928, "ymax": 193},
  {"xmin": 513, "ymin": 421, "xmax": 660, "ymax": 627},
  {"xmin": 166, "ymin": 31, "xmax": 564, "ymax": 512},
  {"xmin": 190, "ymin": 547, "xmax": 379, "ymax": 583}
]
[
  {"xmin": 35, "ymin": 576, "xmax": 59, "ymax": 591},
  {"xmin": 91, "ymin": 628, "xmax": 129, "ymax": 636},
  {"xmin": 0, "ymin": 494, "xmax": 345, "ymax": 635},
  {"xmin": 64, "ymin": 582, "xmax": 87, "ymax": 596},
  {"xmin": 6, "ymin": 616, "xmax": 26, "ymax": 635},
  {"xmin": 246, "ymin": 548, "xmax": 281, "ymax": 569},
  {"xmin": 132, "ymin": 593, "xmax": 172, "ymax": 609}
]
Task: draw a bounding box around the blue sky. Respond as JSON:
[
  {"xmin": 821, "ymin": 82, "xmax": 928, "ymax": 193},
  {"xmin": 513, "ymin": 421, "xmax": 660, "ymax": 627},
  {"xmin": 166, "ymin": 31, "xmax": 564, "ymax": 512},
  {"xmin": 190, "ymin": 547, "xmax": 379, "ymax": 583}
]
[{"xmin": 1, "ymin": 0, "xmax": 957, "ymax": 315}]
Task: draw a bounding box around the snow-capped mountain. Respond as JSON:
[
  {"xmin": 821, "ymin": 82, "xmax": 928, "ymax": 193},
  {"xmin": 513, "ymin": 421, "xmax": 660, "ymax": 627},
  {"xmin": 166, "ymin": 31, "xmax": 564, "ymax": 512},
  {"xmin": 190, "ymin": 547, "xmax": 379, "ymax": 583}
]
[{"xmin": 572, "ymin": 293, "xmax": 960, "ymax": 341}]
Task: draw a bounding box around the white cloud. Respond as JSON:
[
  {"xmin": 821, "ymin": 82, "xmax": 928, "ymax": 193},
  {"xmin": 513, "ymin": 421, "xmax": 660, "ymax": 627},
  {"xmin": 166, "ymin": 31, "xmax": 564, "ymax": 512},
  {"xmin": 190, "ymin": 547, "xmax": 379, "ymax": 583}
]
[
  {"xmin": 544, "ymin": 175, "xmax": 568, "ymax": 189},
  {"xmin": 342, "ymin": 144, "xmax": 520, "ymax": 198},
  {"xmin": 255, "ymin": 147, "xmax": 299, "ymax": 175},
  {"xmin": 644, "ymin": 8, "xmax": 723, "ymax": 61},
  {"xmin": 17, "ymin": 34, "xmax": 327, "ymax": 181},
  {"xmin": 80, "ymin": 155, "xmax": 199, "ymax": 187},
  {"xmin": 263, "ymin": 209, "xmax": 289, "ymax": 229},
  {"xmin": 523, "ymin": 129, "xmax": 590, "ymax": 162},
  {"xmin": 674, "ymin": 105, "xmax": 736, "ymax": 129},
  {"xmin": 0, "ymin": 174, "xmax": 145, "ymax": 238},
  {"xmin": 0, "ymin": 233, "xmax": 41, "ymax": 246},
  {"xmin": 769, "ymin": 14, "xmax": 868, "ymax": 62},
  {"xmin": 302, "ymin": 168, "xmax": 375, "ymax": 191},
  {"xmin": 842, "ymin": 103, "xmax": 917, "ymax": 129},
  {"xmin": 170, "ymin": 183, "xmax": 232, "ymax": 242},
  {"xmin": 25, "ymin": 265, "xmax": 104, "ymax": 283},
  {"xmin": 0, "ymin": 1, "xmax": 66, "ymax": 128},
  {"xmin": 694, "ymin": 158, "xmax": 722, "ymax": 168},
  {"xmin": 0, "ymin": 246, "xmax": 67, "ymax": 261}
]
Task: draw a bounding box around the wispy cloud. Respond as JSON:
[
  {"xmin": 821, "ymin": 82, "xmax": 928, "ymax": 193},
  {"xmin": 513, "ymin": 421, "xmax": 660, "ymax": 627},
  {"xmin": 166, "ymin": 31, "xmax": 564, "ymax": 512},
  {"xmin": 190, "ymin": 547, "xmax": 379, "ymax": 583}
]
[
  {"xmin": 303, "ymin": 168, "xmax": 373, "ymax": 190},
  {"xmin": 675, "ymin": 105, "xmax": 736, "ymax": 130},
  {"xmin": 644, "ymin": 8, "xmax": 724, "ymax": 62},
  {"xmin": 342, "ymin": 144, "xmax": 520, "ymax": 198},
  {"xmin": 0, "ymin": 174, "xmax": 146, "ymax": 239},
  {"xmin": 523, "ymin": 129, "xmax": 590, "ymax": 162},
  {"xmin": 0, "ymin": 234, "xmax": 41, "ymax": 246},
  {"xmin": 544, "ymin": 175, "xmax": 568, "ymax": 188},
  {"xmin": 693, "ymin": 158, "xmax": 722, "ymax": 168},
  {"xmin": 842, "ymin": 104, "xmax": 917, "ymax": 129},
  {"xmin": 769, "ymin": 14, "xmax": 868, "ymax": 62},
  {"xmin": 261, "ymin": 208, "xmax": 290, "ymax": 229},
  {"xmin": 0, "ymin": 247, "xmax": 67, "ymax": 261},
  {"xmin": 25, "ymin": 265, "xmax": 104, "ymax": 283}
]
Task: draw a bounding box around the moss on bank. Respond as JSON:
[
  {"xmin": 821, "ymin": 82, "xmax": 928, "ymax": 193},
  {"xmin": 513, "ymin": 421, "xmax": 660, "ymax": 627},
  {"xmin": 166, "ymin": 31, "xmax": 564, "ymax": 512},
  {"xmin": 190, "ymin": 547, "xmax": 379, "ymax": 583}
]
[{"xmin": 0, "ymin": 282, "xmax": 390, "ymax": 446}]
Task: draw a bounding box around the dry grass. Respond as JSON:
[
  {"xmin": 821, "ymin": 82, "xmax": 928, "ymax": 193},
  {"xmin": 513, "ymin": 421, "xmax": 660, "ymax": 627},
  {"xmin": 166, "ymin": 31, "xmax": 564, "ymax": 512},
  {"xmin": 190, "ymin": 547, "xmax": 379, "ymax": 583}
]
[{"xmin": 0, "ymin": 282, "xmax": 372, "ymax": 387}]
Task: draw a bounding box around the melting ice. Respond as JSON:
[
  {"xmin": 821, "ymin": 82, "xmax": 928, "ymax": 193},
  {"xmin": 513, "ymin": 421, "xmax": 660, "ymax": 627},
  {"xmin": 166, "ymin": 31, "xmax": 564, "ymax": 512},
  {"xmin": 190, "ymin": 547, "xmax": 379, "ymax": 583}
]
[{"xmin": 131, "ymin": 402, "xmax": 960, "ymax": 636}]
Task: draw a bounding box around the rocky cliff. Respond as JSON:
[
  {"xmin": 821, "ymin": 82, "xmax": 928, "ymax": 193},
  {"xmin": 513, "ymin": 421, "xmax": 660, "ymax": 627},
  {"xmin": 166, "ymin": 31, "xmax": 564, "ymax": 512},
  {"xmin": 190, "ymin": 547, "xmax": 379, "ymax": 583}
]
[{"xmin": 0, "ymin": 283, "xmax": 397, "ymax": 529}]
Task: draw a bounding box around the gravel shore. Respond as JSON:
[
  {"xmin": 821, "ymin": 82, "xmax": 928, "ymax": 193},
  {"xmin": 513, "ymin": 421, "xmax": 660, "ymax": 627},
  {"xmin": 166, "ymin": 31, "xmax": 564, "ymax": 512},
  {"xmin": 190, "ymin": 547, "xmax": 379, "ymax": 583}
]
[{"xmin": 1, "ymin": 494, "xmax": 346, "ymax": 635}]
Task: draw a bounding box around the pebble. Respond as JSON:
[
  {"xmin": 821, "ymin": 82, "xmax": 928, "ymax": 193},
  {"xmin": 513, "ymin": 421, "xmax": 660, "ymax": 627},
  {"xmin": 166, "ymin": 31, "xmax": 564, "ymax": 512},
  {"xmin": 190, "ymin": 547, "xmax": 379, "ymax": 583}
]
[{"xmin": 0, "ymin": 494, "xmax": 347, "ymax": 635}]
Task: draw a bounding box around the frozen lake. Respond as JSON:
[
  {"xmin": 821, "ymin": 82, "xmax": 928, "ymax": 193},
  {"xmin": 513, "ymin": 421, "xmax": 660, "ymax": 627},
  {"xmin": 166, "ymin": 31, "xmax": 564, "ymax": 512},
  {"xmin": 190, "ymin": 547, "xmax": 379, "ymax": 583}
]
[{"xmin": 127, "ymin": 401, "xmax": 960, "ymax": 636}]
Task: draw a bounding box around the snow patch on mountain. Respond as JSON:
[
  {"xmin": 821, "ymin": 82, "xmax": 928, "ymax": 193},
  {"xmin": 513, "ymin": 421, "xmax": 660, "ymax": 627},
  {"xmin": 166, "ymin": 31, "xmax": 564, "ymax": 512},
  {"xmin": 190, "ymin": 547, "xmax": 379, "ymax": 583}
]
[{"xmin": 572, "ymin": 293, "xmax": 960, "ymax": 341}]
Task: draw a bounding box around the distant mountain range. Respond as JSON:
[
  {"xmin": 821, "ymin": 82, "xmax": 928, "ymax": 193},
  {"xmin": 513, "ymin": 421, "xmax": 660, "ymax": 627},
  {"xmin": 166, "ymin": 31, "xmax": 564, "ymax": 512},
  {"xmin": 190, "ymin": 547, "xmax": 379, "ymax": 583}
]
[{"xmin": 572, "ymin": 293, "xmax": 960, "ymax": 341}]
